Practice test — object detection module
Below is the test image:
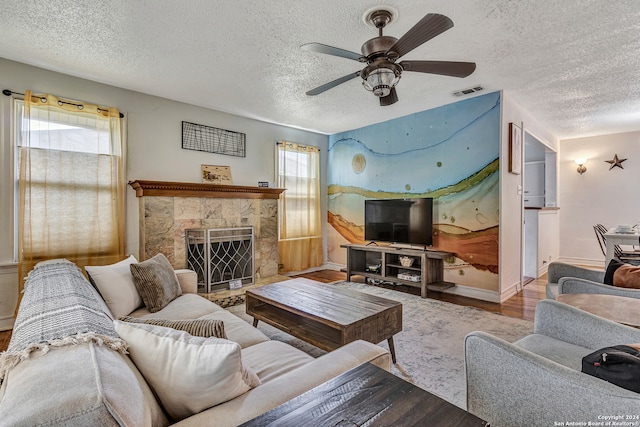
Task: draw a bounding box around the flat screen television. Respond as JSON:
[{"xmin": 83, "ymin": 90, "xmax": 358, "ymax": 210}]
[{"xmin": 364, "ymin": 198, "xmax": 433, "ymax": 246}]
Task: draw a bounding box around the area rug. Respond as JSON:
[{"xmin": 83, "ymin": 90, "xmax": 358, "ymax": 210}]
[{"xmin": 226, "ymin": 281, "xmax": 533, "ymax": 409}]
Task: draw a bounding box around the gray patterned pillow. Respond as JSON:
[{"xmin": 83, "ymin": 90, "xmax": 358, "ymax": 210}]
[
  {"xmin": 119, "ymin": 317, "xmax": 227, "ymax": 339},
  {"xmin": 129, "ymin": 254, "xmax": 182, "ymax": 313}
]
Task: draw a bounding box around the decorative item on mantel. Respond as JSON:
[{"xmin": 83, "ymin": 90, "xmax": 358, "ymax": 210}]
[
  {"xmin": 202, "ymin": 165, "xmax": 232, "ymax": 184},
  {"xmin": 605, "ymin": 154, "xmax": 627, "ymax": 170}
]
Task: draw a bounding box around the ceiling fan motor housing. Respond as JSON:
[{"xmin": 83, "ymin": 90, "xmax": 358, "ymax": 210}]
[{"xmin": 361, "ymin": 36, "xmax": 398, "ymax": 58}]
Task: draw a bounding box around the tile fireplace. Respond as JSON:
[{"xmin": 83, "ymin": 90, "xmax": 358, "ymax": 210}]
[{"xmin": 129, "ymin": 180, "xmax": 285, "ymax": 290}]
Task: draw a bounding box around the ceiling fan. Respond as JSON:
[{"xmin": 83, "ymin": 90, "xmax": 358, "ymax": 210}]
[{"xmin": 302, "ymin": 9, "xmax": 476, "ymax": 106}]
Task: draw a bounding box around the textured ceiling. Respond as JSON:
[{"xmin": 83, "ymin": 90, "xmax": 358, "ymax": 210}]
[{"xmin": 1, "ymin": 0, "xmax": 640, "ymax": 138}]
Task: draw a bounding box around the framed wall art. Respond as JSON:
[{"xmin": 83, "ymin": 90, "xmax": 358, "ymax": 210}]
[
  {"xmin": 508, "ymin": 122, "xmax": 522, "ymax": 175},
  {"xmin": 183, "ymin": 121, "xmax": 246, "ymax": 157},
  {"xmin": 201, "ymin": 165, "xmax": 233, "ymax": 185}
]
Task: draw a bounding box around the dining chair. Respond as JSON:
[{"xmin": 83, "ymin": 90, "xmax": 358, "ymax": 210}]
[{"xmin": 593, "ymin": 224, "xmax": 640, "ymax": 263}]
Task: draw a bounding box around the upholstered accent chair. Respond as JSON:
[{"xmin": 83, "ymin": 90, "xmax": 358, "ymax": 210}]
[
  {"xmin": 465, "ymin": 299, "xmax": 640, "ymax": 427},
  {"xmin": 546, "ymin": 261, "xmax": 640, "ymax": 300},
  {"xmin": 545, "ymin": 262, "xmax": 605, "ymax": 299}
]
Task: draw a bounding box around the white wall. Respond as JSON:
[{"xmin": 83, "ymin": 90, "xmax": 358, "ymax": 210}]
[
  {"xmin": 0, "ymin": 58, "xmax": 329, "ymax": 329},
  {"xmin": 559, "ymin": 131, "xmax": 640, "ymax": 266},
  {"xmin": 500, "ymin": 91, "xmax": 558, "ymax": 301}
]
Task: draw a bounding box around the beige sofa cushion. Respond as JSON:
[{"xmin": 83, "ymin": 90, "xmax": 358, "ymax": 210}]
[
  {"xmin": 114, "ymin": 320, "xmax": 260, "ymax": 422},
  {"xmin": 129, "ymin": 293, "xmax": 218, "ymax": 319},
  {"xmin": 130, "ymin": 253, "xmax": 182, "ymax": 312},
  {"xmin": 0, "ymin": 343, "xmax": 168, "ymax": 427},
  {"xmin": 241, "ymin": 340, "xmax": 314, "ymax": 383},
  {"xmin": 85, "ymin": 255, "xmax": 143, "ymax": 319},
  {"xmin": 197, "ymin": 311, "xmax": 270, "ymax": 349}
]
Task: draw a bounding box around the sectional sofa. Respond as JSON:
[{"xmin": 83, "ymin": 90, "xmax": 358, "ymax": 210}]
[{"xmin": 0, "ymin": 257, "xmax": 390, "ymax": 426}]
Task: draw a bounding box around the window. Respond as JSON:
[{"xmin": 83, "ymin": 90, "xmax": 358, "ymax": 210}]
[
  {"xmin": 276, "ymin": 142, "xmax": 322, "ymax": 272},
  {"xmin": 16, "ymin": 92, "xmax": 125, "ymax": 289}
]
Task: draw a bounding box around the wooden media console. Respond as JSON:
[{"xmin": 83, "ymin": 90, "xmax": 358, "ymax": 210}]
[{"xmin": 341, "ymin": 244, "xmax": 455, "ymax": 298}]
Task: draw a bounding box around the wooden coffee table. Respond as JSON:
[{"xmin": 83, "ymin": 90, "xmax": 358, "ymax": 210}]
[
  {"xmin": 556, "ymin": 293, "xmax": 640, "ymax": 328},
  {"xmin": 246, "ymin": 279, "xmax": 402, "ymax": 363},
  {"xmin": 240, "ymin": 362, "xmax": 489, "ymax": 426}
]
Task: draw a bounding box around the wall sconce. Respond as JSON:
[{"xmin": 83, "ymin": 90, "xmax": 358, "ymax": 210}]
[{"xmin": 575, "ymin": 158, "xmax": 587, "ymax": 175}]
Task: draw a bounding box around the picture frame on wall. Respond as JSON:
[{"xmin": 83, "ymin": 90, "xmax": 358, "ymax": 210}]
[
  {"xmin": 201, "ymin": 165, "xmax": 233, "ymax": 185},
  {"xmin": 508, "ymin": 122, "xmax": 522, "ymax": 175}
]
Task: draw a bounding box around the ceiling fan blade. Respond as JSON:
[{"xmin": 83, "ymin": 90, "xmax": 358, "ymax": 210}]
[
  {"xmin": 301, "ymin": 43, "xmax": 364, "ymax": 62},
  {"xmin": 379, "ymin": 87, "xmax": 398, "ymax": 106},
  {"xmin": 400, "ymin": 60, "xmax": 476, "ymax": 78},
  {"xmin": 306, "ymin": 72, "xmax": 361, "ymax": 96},
  {"xmin": 387, "ymin": 13, "xmax": 454, "ymax": 58}
]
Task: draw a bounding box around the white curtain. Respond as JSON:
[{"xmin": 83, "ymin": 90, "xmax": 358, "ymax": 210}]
[
  {"xmin": 17, "ymin": 90, "xmax": 125, "ymax": 309},
  {"xmin": 276, "ymin": 141, "xmax": 323, "ymax": 272}
]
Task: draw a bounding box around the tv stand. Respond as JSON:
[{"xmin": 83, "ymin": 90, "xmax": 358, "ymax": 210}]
[{"xmin": 341, "ymin": 244, "xmax": 455, "ymax": 298}]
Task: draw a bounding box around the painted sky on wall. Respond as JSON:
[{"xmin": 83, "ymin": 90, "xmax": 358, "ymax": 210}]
[
  {"xmin": 329, "ymin": 92, "xmax": 500, "ymax": 192},
  {"xmin": 327, "ymin": 91, "xmax": 501, "ymax": 291}
]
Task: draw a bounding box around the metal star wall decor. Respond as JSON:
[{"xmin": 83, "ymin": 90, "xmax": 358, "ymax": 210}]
[{"xmin": 605, "ymin": 154, "xmax": 627, "ymax": 170}]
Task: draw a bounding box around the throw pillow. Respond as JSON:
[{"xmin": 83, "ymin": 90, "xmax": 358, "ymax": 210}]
[
  {"xmin": 119, "ymin": 316, "xmax": 227, "ymax": 339},
  {"xmin": 613, "ymin": 264, "xmax": 640, "ymax": 289},
  {"xmin": 604, "ymin": 258, "xmax": 625, "ymax": 285},
  {"xmin": 113, "ymin": 320, "xmax": 260, "ymax": 421},
  {"xmin": 85, "ymin": 255, "xmax": 143, "ymax": 319},
  {"xmin": 129, "ymin": 253, "xmax": 182, "ymax": 313}
]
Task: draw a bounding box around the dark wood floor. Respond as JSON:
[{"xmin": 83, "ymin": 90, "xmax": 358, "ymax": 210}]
[
  {"xmin": 0, "ymin": 329, "xmax": 10, "ymax": 352},
  {"xmin": 0, "ymin": 270, "xmax": 546, "ymax": 352}
]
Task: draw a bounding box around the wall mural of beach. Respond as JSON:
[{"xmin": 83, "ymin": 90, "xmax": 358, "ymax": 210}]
[{"xmin": 327, "ymin": 91, "xmax": 501, "ymax": 292}]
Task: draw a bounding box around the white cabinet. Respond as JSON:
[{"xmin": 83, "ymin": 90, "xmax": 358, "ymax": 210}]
[
  {"xmin": 524, "ymin": 162, "xmax": 545, "ymax": 207},
  {"xmin": 524, "ymin": 209, "xmax": 560, "ymax": 278}
]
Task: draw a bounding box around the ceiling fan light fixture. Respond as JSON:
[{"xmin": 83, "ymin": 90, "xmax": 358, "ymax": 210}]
[
  {"xmin": 303, "ymin": 10, "xmax": 474, "ymax": 106},
  {"xmin": 362, "ymin": 65, "xmax": 401, "ymax": 97}
]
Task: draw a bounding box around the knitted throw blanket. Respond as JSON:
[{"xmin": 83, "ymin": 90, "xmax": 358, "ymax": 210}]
[{"xmin": 0, "ymin": 260, "xmax": 127, "ymax": 381}]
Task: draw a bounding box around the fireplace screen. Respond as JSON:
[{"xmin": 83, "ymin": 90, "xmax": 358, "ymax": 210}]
[{"xmin": 185, "ymin": 227, "xmax": 254, "ymax": 293}]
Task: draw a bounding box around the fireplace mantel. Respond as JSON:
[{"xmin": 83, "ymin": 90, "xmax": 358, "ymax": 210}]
[{"xmin": 128, "ymin": 180, "xmax": 285, "ymax": 199}]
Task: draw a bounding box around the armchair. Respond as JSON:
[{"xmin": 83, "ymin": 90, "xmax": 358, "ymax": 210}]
[
  {"xmin": 546, "ymin": 261, "xmax": 640, "ymax": 300},
  {"xmin": 465, "ymin": 300, "xmax": 640, "ymax": 427},
  {"xmin": 545, "ymin": 261, "xmax": 604, "ymax": 299}
]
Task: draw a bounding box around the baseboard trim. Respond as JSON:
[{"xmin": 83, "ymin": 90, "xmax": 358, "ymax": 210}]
[
  {"xmin": 282, "ymin": 265, "xmax": 328, "ymax": 276},
  {"xmin": 537, "ymin": 263, "xmax": 550, "ymax": 277},
  {"xmin": 439, "ymin": 284, "xmax": 502, "ymax": 303},
  {"xmin": 499, "ymin": 281, "xmax": 521, "ymax": 303},
  {"xmin": 322, "ymin": 262, "xmax": 344, "ymax": 271},
  {"xmin": 0, "ymin": 263, "xmax": 18, "ymax": 272},
  {"xmin": 557, "ymin": 256, "xmax": 604, "ymax": 269}
]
